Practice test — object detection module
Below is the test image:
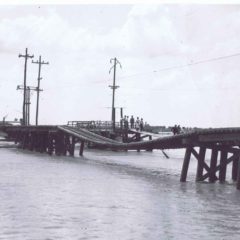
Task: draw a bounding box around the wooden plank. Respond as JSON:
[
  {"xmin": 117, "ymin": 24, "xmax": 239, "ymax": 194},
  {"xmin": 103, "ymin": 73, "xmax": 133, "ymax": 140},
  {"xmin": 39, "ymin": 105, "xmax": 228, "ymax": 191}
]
[{"xmin": 198, "ymin": 133, "xmax": 240, "ymax": 142}]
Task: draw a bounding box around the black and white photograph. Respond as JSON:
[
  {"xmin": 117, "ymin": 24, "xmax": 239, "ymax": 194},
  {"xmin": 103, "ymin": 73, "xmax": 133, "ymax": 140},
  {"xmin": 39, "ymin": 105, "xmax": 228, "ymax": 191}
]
[{"xmin": 0, "ymin": 0, "xmax": 240, "ymax": 239}]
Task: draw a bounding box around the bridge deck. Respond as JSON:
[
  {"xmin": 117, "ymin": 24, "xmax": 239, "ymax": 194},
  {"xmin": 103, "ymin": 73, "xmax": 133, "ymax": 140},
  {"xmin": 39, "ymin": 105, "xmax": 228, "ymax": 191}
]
[
  {"xmin": 1, "ymin": 125, "xmax": 240, "ymax": 189},
  {"xmin": 2, "ymin": 125, "xmax": 240, "ymax": 150}
]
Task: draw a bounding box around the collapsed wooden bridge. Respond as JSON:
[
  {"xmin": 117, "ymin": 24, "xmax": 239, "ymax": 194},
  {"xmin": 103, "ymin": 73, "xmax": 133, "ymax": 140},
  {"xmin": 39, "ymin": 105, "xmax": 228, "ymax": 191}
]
[{"xmin": 1, "ymin": 125, "xmax": 240, "ymax": 189}]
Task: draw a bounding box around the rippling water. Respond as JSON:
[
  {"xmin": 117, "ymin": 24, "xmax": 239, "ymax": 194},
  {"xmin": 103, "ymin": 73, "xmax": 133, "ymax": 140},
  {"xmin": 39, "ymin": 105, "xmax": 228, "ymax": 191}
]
[{"xmin": 0, "ymin": 147, "xmax": 240, "ymax": 240}]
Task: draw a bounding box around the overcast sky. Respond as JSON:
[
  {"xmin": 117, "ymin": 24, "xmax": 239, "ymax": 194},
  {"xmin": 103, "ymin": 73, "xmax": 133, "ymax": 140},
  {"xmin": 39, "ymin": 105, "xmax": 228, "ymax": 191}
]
[{"xmin": 0, "ymin": 4, "xmax": 240, "ymax": 127}]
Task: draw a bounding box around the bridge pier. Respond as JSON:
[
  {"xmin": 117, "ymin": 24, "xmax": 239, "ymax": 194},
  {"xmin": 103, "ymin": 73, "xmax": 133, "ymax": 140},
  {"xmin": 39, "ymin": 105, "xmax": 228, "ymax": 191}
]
[
  {"xmin": 180, "ymin": 147, "xmax": 192, "ymax": 182},
  {"xmin": 219, "ymin": 148, "xmax": 228, "ymax": 183},
  {"xmin": 209, "ymin": 148, "xmax": 218, "ymax": 183},
  {"xmin": 146, "ymin": 135, "xmax": 153, "ymax": 152},
  {"xmin": 47, "ymin": 132, "xmax": 54, "ymax": 155},
  {"xmin": 79, "ymin": 140, "xmax": 84, "ymax": 156},
  {"xmin": 69, "ymin": 136, "xmax": 76, "ymax": 156},
  {"xmin": 195, "ymin": 147, "xmax": 206, "ymax": 181},
  {"xmin": 180, "ymin": 146, "xmax": 240, "ymax": 189},
  {"xmin": 232, "ymin": 157, "xmax": 238, "ymax": 181},
  {"xmin": 237, "ymin": 157, "xmax": 240, "ymax": 190}
]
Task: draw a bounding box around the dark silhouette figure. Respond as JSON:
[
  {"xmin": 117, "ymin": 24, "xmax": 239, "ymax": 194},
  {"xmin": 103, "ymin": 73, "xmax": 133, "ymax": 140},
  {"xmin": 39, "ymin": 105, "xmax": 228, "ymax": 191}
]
[
  {"xmin": 172, "ymin": 125, "xmax": 178, "ymax": 135},
  {"xmin": 135, "ymin": 117, "xmax": 140, "ymax": 131},
  {"xmin": 140, "ymin": 118, "xmax": 144, "ymax": 131},
  {"xmin": 124, "ymin": 115, "xmax": 129, "ymax": 130},
  {"xmin": 177, "ymin": 125, "xmax": 181, "ymax": 134},
  {"xmin": 130, "ymin": 115, "xmax": 135, "ymax": 128}
]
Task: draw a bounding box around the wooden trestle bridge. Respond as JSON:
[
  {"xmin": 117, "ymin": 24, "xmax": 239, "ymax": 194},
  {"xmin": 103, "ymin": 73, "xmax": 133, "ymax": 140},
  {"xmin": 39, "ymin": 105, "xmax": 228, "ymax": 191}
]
[{"xmin": 1, "ymin": 124, "xmax": 240, "ymax": 189}]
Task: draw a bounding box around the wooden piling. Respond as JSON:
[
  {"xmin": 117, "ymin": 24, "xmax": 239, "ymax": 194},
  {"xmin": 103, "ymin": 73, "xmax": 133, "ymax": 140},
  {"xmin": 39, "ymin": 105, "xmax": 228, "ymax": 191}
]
[
  {"xmin": 47, "ymin": 133, "xmax": 54, "ymax": 155},
  {"xmin": 69, "ymin": 136, "xmax": 76, "ymax": 156},
  {"xmin": 29, "ymin": 132, "xmax": 34, "ymax": 151},
  {"xmin": 146, "ymin": 135, "xmax": 153, "ymax": 152},
  {"xmin": 196, "ymin": 147, "xmax": 206, "ymax": 181},
  {"xmin": 62, "ymin": 135, "xmax": 67, "ymax": 156},
  {"xmin": 136, "ymin": 132, "xmax": 141, "ymax": 152},
  {"xmin": 232, "ymin": 156, "xmax": 238, "ymax": 181},
  {"xmin": 219, "ymin": 148, "xmax": 228, "ymax": 183},
  {"xmin": 79, "ymin": 140, "xmax": 84, "ymax": 156},
  {"xmin": 209, "ymin": 148, "xmax": 218, "ymax": 183},
  {"xmin": 180, "ymin": 147, "xmax": 192, "ymax": 182},
  {"xmin": 237, "ymin": 157, "xmax": 240, "ymax": 190},
  {"xmin": 55, "ymin": 133, "xmax": 60, "ymax": 156}
]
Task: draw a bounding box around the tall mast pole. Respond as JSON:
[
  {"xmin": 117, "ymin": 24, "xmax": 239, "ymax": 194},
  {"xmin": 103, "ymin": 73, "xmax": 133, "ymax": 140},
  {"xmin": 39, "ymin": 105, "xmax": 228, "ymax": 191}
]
[
  {"xmin": 109, "ymin": 57, "xmax": 122, "ymax": 130},
  {"xmin": 32, "ymin": 56, "xmax": 49, "ymax": 125},
  {"xmin": 18, "ymin": 48, "xmax": 34, "ymax": 125}
]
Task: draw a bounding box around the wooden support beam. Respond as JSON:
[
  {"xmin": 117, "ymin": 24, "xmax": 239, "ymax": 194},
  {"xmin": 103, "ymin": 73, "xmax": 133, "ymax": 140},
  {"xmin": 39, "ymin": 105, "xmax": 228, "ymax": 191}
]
[
  {"xmin": 29, "ymin": 132, "xmax": 34, "ymax": 151},
  {"xmin": 55, "ymin": 133, "xmax": 60, "ymax": 156},
  {"xmin": 237, "ymin": 157, "xmax": 240, "ymax": 190},
  {"xmin": 62, "ymin": 135, "xmax": 67, "ymax": 156},
  {"xmin": 22, "ymin": 133, "xmax": 28, "ymax": 149},
  {"xmin": 136, "ymin": 132, "xmax": 141, "ymax": 152},
  {"xmin": 146, "ymin": 136, "xmax": 153, "ymax": 152},
  {"xmin": 199, "ymin": 153, "xmax": 237, "ymax": 181},
  {"xmin": 219, "ymin": 148, "xmax": 228, "ymax": 183},
  {"xmin": 209, "ymin": 148, "xmax": 218, "ymax": 183},
  {"xmin": 42, "ymin": 133, "xmax": 48, "ymax": 153},
  {"xmin": 198, "ymin": 133, "xmax": 240, "ymax": 142},
  {"xmin": 180, "ymin": 147, "xmax": 192, "ymax": 182},
  {"xmin": 191, "ymin": 148, "xmax": 211, "ymax": 174},
  {"xmin": 79, "ymin": 140, "xmax": 84, "ymax": 156},
  {"xmin": 195, "ymin": 147, "xmax": 206, "ymax": 182},
  {"xmin": 232, "ymin": 156, "xmax": 239, "ymax": 181},
  {"xmin": 69, "ymin": 136, "xmax": 76, "ymax": 156},
  {"xmin": 47, "ymin": 133, "xmax": 54, "ymax": 155}
]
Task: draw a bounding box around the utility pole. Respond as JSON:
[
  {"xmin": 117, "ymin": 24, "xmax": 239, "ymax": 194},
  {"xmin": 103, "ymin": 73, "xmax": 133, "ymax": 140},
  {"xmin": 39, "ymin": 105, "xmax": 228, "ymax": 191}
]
[
  {"xmin": 18, "ymin": 48, "xmax": 34, "ymax": 126},
  {"xmin": 25, "ymin": 87, "xmax": 30, "ymax": 125},
  {"xmin": 109, "ymin": 57, "xmax": 122, "ymax": 130},
  {"xmin": 32, "ymin": 56, "xmax": 49, "ymax": 126},
  {"xmin": 17, "ymin": 85, "xmax": 43, "ymax": 126}
]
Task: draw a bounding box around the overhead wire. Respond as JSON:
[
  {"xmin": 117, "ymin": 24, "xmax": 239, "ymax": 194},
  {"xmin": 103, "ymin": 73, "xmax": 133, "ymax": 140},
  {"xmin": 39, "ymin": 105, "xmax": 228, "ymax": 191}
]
[{"xmin": 118, "ymin": 52, "xmax": 240, "ymax": 80}]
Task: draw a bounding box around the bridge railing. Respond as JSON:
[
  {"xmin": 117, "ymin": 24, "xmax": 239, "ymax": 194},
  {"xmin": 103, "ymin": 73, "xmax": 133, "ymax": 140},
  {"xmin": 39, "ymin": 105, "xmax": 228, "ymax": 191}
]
[{"xmin": 67, "ymin": 121, "xmax": 122, "ymax": 130}]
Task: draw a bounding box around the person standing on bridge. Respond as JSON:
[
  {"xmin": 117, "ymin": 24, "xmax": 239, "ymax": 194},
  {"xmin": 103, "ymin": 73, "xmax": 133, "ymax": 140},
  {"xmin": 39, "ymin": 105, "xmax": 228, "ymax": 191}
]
[
  {"xmin": 140, "ymin": 118, "xmax": 144, "ymax": 131},
  {"xmin": 130, "ymin": 116, "xmax": 135, "ymax": 129},
  {"xmin": 135, "ymin": 117, "xmax": 140, "ymax": 131},
  {"xmin": 126, "ymin": 116, "xmax": 129, "ymax": 129},
  {"xmin": 124, "ymin": 116, "xmax": 129, "ymax": 130},
  {"xmin": 120, "ymin": 116, "xmax": 124, "ymax": 129}
]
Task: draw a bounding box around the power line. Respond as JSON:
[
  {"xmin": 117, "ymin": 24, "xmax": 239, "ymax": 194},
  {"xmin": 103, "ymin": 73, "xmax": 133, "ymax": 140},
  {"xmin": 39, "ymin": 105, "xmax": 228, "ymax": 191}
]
[{"xmin": 119, "ymin": 52, "xmax": 240, "ymax": 80}]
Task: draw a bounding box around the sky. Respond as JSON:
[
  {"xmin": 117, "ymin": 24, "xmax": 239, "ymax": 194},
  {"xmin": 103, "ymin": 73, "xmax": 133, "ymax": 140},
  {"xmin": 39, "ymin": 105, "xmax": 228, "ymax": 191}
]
[{"xmin": 0, "ymin": 3, "xmax": 240, "ymax": 128}]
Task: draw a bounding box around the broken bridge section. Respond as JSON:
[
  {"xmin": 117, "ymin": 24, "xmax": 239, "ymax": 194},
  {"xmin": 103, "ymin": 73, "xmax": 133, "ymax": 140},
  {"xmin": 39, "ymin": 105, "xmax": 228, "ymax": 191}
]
[{"xmin": 1, "ymin": 125, "xmax": 240, "ymax": 189}]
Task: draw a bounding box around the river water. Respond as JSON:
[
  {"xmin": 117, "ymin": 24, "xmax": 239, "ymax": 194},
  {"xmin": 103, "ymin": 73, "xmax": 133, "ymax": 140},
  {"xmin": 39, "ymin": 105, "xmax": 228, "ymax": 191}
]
[{"xmin": 0, "ymin": 147, "xmax": 240, "ymax": 240}]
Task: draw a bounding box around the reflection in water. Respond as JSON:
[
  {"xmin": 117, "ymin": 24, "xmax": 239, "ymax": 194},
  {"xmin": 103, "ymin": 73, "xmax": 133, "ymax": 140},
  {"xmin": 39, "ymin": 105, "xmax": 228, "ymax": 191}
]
[{"xmin": 0, "ymin": 148, "xmax": 240, "ymax": 240}]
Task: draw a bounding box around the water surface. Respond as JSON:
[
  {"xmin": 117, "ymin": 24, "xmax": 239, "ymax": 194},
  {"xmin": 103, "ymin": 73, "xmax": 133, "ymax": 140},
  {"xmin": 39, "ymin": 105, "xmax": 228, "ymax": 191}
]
[{"xmin": 0, "ymin": 148, "xmax": 239, "ymax": 240}]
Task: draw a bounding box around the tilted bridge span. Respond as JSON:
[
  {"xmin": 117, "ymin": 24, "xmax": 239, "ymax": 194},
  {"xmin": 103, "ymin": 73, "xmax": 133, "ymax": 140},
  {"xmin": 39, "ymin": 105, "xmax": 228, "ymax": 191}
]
[{"xmin": 1, "ymin": 125, "xmax": 240, "ymax": 189}]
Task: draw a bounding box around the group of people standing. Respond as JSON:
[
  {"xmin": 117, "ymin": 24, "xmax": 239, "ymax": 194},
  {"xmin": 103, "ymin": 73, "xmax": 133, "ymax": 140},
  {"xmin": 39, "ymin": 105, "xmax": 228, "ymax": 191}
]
[
  {"xmin": 121, "ymin": 115, "xmax": 144, "ymax": 131},
  {"xmin": 171, "ymin": 125, "xmax": 182, "ymax": 135}
]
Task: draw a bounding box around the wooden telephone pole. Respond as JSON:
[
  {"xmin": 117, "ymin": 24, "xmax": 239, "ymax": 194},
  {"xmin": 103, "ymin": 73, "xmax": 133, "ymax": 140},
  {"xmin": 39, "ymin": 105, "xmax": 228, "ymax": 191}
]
[
  {"xmin": 109, "ymin": 57, "xmax": 122, "ymax": 130},
  {"xmin": 17, "ymin": 85, "xmax": 43, "ymax": 125},
  {"xmin": 18, "ymin": 48, "xmax": 34, "ymax": 126},
  {"xmin": 32, "ymin": 56, "xmax": 49, "ymax": 125}
]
